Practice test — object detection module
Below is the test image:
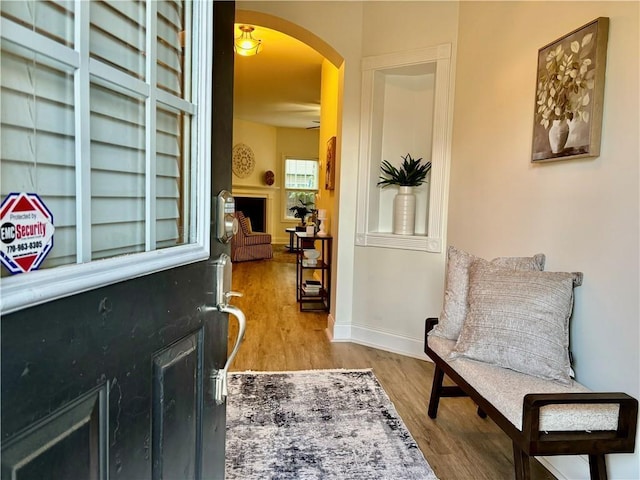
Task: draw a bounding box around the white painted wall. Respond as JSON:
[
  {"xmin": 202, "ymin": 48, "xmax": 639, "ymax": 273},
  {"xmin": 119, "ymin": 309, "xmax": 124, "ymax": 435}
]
[
  {"xmin": 349, "ymin": 2, "xmax": 460, "ymax": 357},
  {"xmin": 379, "ymin": 72, "xmax": 435, "ymax": 235},
  {"xmin": 450, "ymin": 3, "xmax": 639, "ymax": 478}
]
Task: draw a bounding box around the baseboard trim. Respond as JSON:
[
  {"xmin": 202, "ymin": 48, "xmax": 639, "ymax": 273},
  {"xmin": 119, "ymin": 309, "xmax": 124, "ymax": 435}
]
[
  {"xmin": 325, "ymin": 313, "xmax": 336, "ymax": 341},
  {"xmin": 328, "ymin": 323, "xmax": 427, "ymax": 360},
  {"xmin": 329, "ymin": 317, "xmax": 352, "ymax": 342},
  {"xmin": 537, "ymin": 455, "xmax": 588, "ymax": 480}
]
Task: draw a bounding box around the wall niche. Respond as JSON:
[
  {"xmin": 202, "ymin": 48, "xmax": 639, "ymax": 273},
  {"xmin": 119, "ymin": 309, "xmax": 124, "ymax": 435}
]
[{"xmin": 356, "ymin": 44, "xmax": 453, "ymax": 252}]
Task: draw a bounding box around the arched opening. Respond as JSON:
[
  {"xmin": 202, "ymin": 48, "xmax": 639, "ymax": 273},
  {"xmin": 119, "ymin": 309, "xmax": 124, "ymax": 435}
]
[{"xmin": 232, "ymin": 10, "xmax": 344, "ymax": 319}]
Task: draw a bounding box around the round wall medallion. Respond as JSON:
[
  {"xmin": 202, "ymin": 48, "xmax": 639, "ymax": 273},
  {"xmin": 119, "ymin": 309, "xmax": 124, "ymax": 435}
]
[{"xmin": 232, "ymin": 143, "xmax": 256, "ymax": 178}]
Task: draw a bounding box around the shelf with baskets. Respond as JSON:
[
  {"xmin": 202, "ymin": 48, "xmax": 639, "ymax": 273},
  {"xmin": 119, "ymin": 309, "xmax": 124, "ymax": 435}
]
[{"xmin": 295, "ymin": 232, "xmax": 332, "ymax": 312}]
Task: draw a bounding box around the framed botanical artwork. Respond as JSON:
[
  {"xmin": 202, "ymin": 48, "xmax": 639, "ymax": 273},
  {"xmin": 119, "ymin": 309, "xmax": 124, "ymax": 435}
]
[
  {"xmin": 325, "ymin": 136, "xmax": 336, "ymax": 190},
  {"xmin": 531, "ymin": 17, "xmax": 609, "ymax": 162}
]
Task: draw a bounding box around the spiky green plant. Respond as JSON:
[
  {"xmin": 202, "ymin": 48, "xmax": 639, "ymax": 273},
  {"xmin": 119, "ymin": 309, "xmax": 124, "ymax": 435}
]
[
  {"xmin": 289, "ymin": 199, "xmax": 315, "ymax": 223},
  {"xmin": 377, "ymin": 153, "xmax": 432, "ymax": 188}
]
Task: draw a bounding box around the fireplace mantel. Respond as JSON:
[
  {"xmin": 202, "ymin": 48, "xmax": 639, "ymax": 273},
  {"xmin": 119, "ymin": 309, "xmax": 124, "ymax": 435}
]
[{"xmin": 232, "ymin": 185, "xmax": 279, "ymax": 197}]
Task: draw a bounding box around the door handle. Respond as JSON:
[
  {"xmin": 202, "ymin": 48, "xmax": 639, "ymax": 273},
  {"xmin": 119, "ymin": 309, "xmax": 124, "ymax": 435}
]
[
  {"xmin": 212, "ymin": 304, "xmax": 245, "ymax": 404},
  {"xmin": 200, "ymin": 254, "xmax": 246, "ymax": 404}
]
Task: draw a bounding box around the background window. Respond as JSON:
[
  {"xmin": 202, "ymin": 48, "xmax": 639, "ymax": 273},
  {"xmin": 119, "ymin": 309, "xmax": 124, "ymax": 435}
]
[{"xmin": 284, "ymin": 158, "xmax": 318, "ymax": 219}]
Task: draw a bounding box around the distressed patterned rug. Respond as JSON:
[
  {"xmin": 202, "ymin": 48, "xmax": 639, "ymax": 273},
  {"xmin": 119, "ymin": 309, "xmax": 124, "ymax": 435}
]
[{"xmin": 226, "ymin": 369, "xmax": 438, "ymax": 479}]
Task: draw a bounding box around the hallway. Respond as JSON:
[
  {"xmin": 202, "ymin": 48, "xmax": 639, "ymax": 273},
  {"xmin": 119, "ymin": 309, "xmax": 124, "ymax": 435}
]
[{"xmin": 228, "ymin": 247, "xmax": 556, "ymax": 480}]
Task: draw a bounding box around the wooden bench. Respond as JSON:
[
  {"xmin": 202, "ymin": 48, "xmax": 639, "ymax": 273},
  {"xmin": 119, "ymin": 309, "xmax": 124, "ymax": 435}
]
[{"xmin": 424, "ymin": 318, "xmax": 638, "ymax": 480}]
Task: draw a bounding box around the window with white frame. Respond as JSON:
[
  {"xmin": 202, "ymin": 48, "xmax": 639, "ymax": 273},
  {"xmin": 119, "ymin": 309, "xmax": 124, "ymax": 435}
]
[
  {"xmin": 0, "ymin": 1, "xmax": 213, "ymax": 312},
  {"xmin": 284, "ymin": 158, "xmax": 318, "ymax": 220}
]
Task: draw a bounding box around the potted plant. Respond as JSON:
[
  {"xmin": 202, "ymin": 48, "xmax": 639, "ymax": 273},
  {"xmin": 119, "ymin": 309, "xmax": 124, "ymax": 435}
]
[
  {"xmin": 377, "ymin": 153, "xmax": 431, "ymax": 235},
  {"xmin": 377, "ymin": 153, "xmax": 431, "ymax": 188},
  {"xmin": 289, "ymin": 199, "xmax": 315, "ymax": 227},
  {"xmin": 535, "ymin": 32, "xmax": 596, "ymax": 153}
]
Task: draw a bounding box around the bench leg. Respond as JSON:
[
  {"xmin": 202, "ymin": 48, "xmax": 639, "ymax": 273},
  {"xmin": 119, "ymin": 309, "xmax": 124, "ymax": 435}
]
[
  {"xmin": 513, "ymin": 442, "xmax": 531, "ymax": 480},
  {"xmin": 588, "ymin": 454, "xmax": 607, "ymax": 480},
  {"xmin": 428, "ymin": 364, "xmax": 445, "ymax": 419}
]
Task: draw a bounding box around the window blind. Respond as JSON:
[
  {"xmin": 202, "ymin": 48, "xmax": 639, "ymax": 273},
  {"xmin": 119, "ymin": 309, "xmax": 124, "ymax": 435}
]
[
  {"xmin": 89, "ymin": 1, "xmax": 145, "ymax": 79},
  {"xmin": 1, "ymin": 0, "xmax": 74, "ymax": 46},
  {"xmin": 1, "ymin": 0, "xmax": 192, "ymax": 273},
  {"xmin": 0, "ymin": 49, "xmax": 77, "ymax": 272}
]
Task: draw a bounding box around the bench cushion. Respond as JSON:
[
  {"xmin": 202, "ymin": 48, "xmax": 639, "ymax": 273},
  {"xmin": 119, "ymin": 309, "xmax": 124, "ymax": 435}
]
[{"xmin": 429, "ymin": 335, "xmax": 619, "ymax": 432}]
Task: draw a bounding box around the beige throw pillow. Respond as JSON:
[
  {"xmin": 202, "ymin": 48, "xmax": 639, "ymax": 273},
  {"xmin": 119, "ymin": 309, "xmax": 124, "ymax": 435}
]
[
  {"xmin": 450, "ymin": 262, "xmax": 582, "ymax": 384},
  {"xmin": 429, "ymin": 246, "xmax": 546, "ymax": 340}
]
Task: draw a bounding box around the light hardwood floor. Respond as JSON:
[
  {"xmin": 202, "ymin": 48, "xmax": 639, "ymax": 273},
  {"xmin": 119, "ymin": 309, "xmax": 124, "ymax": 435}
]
[{"xmin": 228, "ymin": 246, "xmax": 556, "ymax": 480}]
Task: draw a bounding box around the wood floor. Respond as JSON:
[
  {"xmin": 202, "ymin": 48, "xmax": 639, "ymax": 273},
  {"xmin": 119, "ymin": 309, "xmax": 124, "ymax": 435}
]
[{"xmin": 228, "ymin": 246, "xmax": 556, "ymax": 480}]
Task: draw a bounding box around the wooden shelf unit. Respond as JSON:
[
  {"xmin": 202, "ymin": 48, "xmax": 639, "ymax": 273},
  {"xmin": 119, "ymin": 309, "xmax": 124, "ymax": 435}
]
[{"xmin": 295, "ymin": 232, "xmax": 332, "ymax": 312}]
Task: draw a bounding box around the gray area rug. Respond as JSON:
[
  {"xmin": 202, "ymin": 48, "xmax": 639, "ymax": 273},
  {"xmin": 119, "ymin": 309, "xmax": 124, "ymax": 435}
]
[{"xmin": 226, "ymin": 369, "xmax": 438, "ymax": 479}]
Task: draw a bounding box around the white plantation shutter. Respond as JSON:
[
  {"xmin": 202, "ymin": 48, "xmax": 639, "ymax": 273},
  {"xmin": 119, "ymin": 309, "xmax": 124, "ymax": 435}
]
[{"xmin": 1, "ymin": 0, "xmax": 199, "ymax": 277}]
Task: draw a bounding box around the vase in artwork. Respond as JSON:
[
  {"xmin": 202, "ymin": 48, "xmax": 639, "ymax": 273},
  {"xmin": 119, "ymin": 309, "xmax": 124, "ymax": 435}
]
[
  {"xmin": 393, "ymin": 186, "xmax": 416, "ymax": 235},
  {"xmin": 548, "ymin": 119, "xmax": 570, "ymax": 154}
]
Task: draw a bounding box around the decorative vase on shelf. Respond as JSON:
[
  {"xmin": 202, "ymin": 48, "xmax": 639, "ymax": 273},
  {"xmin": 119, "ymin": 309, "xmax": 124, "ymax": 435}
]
[
  {"xmin": 377, "ymin": 153, "xmax": 431, "ymax": 236},
  {"xmin": 548, "ymin": 119, "xmax": 569, "ymax": 154},
  {"xmin": 393, "ymin": 186, "xmax": 416, "ymax": 235}
]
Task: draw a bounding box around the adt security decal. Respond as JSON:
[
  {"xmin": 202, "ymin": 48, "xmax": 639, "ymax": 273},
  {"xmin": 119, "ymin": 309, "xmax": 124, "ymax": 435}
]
[{"xmin": 0, "ymin": 193, "xmax": 55, "ymax": 274}]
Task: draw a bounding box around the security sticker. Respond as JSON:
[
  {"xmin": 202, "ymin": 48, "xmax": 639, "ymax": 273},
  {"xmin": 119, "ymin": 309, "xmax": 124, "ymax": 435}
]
[{"xmin": 0, "ymin": 192, "xmax": 55, "ymax": 274}]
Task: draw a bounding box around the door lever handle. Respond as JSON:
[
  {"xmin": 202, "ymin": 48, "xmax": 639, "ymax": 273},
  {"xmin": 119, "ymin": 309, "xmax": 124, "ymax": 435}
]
[
  {"xmin": 201, "ymin": 253, "xmax": 246, "ymax": 404},
  {"xmin": 211, "ymin": 304, "xmax": 246, "ymax": 404}
]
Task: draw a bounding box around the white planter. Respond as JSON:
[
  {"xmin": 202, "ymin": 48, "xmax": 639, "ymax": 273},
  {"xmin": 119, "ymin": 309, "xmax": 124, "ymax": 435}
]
[{"xmin": 393, "ymin": 186, "xmax": 416, "ymax": 235}]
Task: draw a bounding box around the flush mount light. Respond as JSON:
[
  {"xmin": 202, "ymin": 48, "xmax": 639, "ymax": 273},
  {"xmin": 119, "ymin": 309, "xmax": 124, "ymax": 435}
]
[{"xmin": 234, "ymin": 25, "xmax": 262, "ymax": 57}]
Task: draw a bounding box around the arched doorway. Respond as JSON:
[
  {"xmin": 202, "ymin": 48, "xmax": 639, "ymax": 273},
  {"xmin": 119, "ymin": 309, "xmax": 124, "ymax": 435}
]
[{"xmin": 232, "ymin": 10, "xmax": 344, "ymax": 319}]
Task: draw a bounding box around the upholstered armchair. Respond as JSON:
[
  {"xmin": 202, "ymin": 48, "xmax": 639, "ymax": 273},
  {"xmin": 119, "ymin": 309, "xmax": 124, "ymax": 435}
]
[{"xmin": 231, "ymin": 211, "xmax": 273, "ymax": 262}]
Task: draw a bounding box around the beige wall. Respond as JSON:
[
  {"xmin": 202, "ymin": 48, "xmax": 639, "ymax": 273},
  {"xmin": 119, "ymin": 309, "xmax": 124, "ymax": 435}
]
[
  {"xmin": 362, "ymin": 1, "xmax": 460, "ymax": 56},
  {"xmin": 450, "ymin": 2, "xmax": 639, "ymax": 478},
  {"xmin": 232, "ymin": 119, "xmax": 276, "ymax": 189}
]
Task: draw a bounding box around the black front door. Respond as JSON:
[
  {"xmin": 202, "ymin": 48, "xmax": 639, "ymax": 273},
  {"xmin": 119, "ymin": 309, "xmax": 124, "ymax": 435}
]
[{"xmin": 0, "ymin": 2, "xmax": 236, "ymax": 479}]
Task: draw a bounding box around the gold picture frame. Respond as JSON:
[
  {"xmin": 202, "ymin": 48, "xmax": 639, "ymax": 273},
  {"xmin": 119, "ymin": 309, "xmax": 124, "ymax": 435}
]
[
  {"xmin": 531, "ymin": 17, "xmax": 609, "ymax": 162},
  {"xmin": 325, "ymin": 136, "xmax": 336, "ymax": 190}
]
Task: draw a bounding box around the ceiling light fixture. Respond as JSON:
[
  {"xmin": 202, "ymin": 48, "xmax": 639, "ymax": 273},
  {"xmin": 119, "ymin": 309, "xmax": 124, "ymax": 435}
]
[{"xmin": 234, "ymin": 25, "xmax": 262, "ymax": 57}]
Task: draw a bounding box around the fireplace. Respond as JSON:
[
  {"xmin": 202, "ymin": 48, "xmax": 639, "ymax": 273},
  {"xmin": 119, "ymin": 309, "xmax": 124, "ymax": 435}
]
[{"xmin": 235, "ymin": 196, "xmax": 266, "ymax": 232}]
